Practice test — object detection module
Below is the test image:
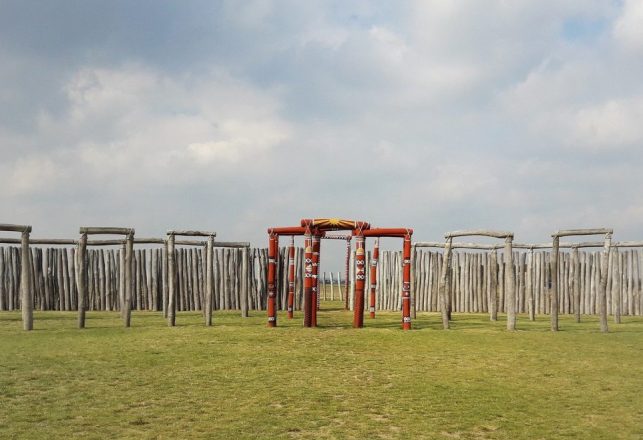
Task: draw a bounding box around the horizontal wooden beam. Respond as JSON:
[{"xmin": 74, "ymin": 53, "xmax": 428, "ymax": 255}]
[
  {"xmin": 213, "ymin": 241, "xmax": 251, "ymax": 248},
  {"xmin": 79, "ymin": 227, "xmax": 134, "ymax": 236},
  {"xmin": 445, "ymin": 229, "xmax": 513, "ymax": 239},
  {"xmin": 167, "ymin": 230, "xmax": 216, "ymax": 237},
  {"xmin": 414, "ymin": 242, "xmax": 499, "ymax": 250},
  {"xmin": 86, "ymin": 239, "xmax": 125, "ymax": 246},
  {"xmin": 613, "ymin": 241, "xmax": 643, "ymax": 248},
  {"xmin": 0, "ymin": 223, "xmax": 32, "ymax": 233},
  {"xmin": 174, "ymin": 239, "xmax": 206, "ymax": 246},
  {"xmin": 553, "ymin": 228, "xmax": 612, "ymax": 238},
  {"xmin": 133, "ymin": 238, "xmax": 165, "ymax": 245}
]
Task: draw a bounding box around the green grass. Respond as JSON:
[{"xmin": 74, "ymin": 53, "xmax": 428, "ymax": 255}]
[{"xmin": 1, "ymin": 302, "xmax": 642, "ymax": 439}]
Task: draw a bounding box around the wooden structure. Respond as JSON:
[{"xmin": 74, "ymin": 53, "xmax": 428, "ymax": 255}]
[
  {"xmin": 0, "ymin": 224, "xmax": 32, "ymax": 330},
  {"xmin": 550, "ymin": 229, "xmax": 612, "ymax": 332},
  {"xmin": 266, "ymin": 218, "xmax": 413, "ymax": 329},
  {"xmin": 428, "ymin": 229, "xmax": 515, "ymax": 330}
]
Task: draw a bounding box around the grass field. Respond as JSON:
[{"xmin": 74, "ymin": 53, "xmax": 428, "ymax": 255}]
[{"xmin": 1, "ymin": 302, "xmax": 642, "ymax": 439}]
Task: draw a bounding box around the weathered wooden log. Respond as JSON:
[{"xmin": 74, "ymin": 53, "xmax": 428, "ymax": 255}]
[
  {"xmin": 488, "ymin": 250, "xmax": 498, "ymax": 320},
  {"xmin": 438, "ymin": 238, "xmax": 452, "ymax": 329},
  {"xmin": 612, "ymin": 249, "xmax": 621, "ymax": 323},
  {"xmin": 80, "ymin": 227, "xmax": 134, "ymax": 236},
  {"xmin": 77, "ymin": 234, "xmax": 87, "ymax": 328},
  {"xmin": 526, "ymin": 249, "xmax": 534, "ymax": 320},
  {"xmin": 241, "ymin": 246, "xmax": 249, "ymax": 317},
  {"xmin": 505, "ymin": 236, "xmax": 516, "ymax": 330},
  {"xmin": 151, "ymin": 249, "xmax": 158, "ymax": 311},
  {"xmin": 445, "ymin": 230, "xmax": 513, "ymax": 239},
  {"xmin": 553, "ymin": 228, "xmax": 613, "ymax": 238},
  {"xmin": 62, "ymin": 248, "xmax": 70, "ymax": 311},
  {"xmin": 123, "ymin": 233, "xmax": 134, "ymax": 325},
  {"xmin": 162, "ymin": 240, "xmax": 168, "ymax": 316},
  {"xmin": 205, "ymin": 235, "xmax": 214, "ymax": 325},
  {"xmin": 20, "ymin": 230, "xmax": 33, "ymax": 330},
  {"xmin": 167, "ymin": 230, "xmax": 216, "ymax": 238},
  {"xmin": 551, "ymin": 236, "xmax": 560, "ymax": 331},
  {"xmin": 572, "ymin": 247, "xmax": 581, "ymax": 323},
  {"xmin": 0, "ymin": 249, "xmax": 5, "ymax": 311},
  {"xmin": 0, "ymin": 224, "xmax": 32, "ymax": 233},
  {"xmin": 599, "ymin": 234, "xmax": 612, "ymax": 332},
  {"xmin": 166, "ymin": 234, "xmax": 176, "ymax": 325}
]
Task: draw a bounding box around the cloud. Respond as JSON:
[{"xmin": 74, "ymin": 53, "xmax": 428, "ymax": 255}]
[{"xmin": 614, "ymin": 0, "xmax": 643, "ymax": 53}]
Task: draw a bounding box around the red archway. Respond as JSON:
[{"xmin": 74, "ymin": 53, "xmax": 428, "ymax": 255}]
[{"xmin": 266, "ymin": 218, "xmax": 413, "ymax": 330}]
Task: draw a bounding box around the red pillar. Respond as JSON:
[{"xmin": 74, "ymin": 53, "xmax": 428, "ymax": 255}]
[
  {"xmin": 287, "ymin": 236, "xmax": 295, "ymax": 319},
  {"xmin": 402, "ymin": 233, "xmax": 412, "ymax": 330},
  {"xmin": 344, "ymin": 237, "xmax": 351, "ymax": 310},
  {"xmin": 352, "ymin": 234, "xmax": 366, "ymax": 328},
  {"xmin": 267, "ymin": 233, "xmax": 278, "ymax": 327},
  {"xmin": 369, "ymin": 238, "xmax": 379, "ymax": 318},
  {"xmin": 311, "ymin": 235, "xmax": 320, "ymax": 327},
  {"xmin": 303, "ymin": 231, "xmax": 313, "ymax": 327}
]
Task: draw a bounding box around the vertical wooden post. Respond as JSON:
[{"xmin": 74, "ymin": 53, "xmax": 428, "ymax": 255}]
[
  {"xmin": 330, "ymin": 271, "xmax": 335, "ymax": 301},
  {"xmin": 369, "ymin": 238, "xmax": 379, "ymax": 318},
  {"xmin": 402, "ymin": 233, "xmax": 412, "ymax": 330},
  {"xmin": 167, "ymin": 233, "xmax": 176, "ymax": 326},
  {"xmin": 550, "ymin": 236, "xmax": 560, "ymax": 331},
  {"xmin": 267, "ymin": 233, "xmax": 278, "ymax": 327},
  {"xmin": 0, "ymin": 249, "xmax": 5, "ymax": 311},
  {"xmin": 303, "ymin": 231, "xmax": 313, "ymax": 327},
  {"xmin": 572, "ymin": 246, "xmax": 581, "ymax": 323},
  {"xmin": 118, "ymin": 243, "xmax": 126, "ymax": 319},
  {"xmin": 344, "ymin": 238, "xmax": 351, "ymax": 310},
  {"xmin": 526, "ymin": 248, "xmax": 535, "ymax": 321},
  {"xmin": 205, "ymin": 235, "xmax": 214, "ymax": 326},
  {"xmin": 489, "ymin": 250, "xmax": 498, "ymax": 321},
  {"xmin": 613, "ymin": 248, "xmax": 621, "ymax": 324},
  {"xmin": 124, "ymin": 231, "xmax": 134, "ymax": 327},
  {"xmin": 241, "ymin": 246, "xmax": 249, "ymax": 318},
  {"xmin": 311, "ymin": 235, "xmax": 320, "ymax": 327},
  {"xmin": 599, "ymin": 233, "xmax": 611, "ymax": 333},
  {"xmin": 438, "ymin": 238, "xmax": 453, "ymax": 329},
  {"xmin": 352, "ymin": 234, "xmax": 366, "ymax": 328},
  {"xmin": 287, "ymin": 237, "xmax": 295, "ymax": 319},
  {"xmin": 20, "ymin": 230, "xmax": 33, "ymax": 330},
  {"xmin": 77, "ymin": 233, "xmax": 87, "ymax": 329},
  {"xmin": 505, "ymin": 236, "xmax": 516, "ymax": 331}
]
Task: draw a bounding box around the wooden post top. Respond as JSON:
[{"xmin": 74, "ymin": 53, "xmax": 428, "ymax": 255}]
[
  {"xmin": 79, "ymin": 227, "xmax": 134, "ymax": 236},
  {"xmin": 552, "ymin": 228, "xmax": 613, "ymax": 238},
  {"xmin": 0, "ymin": 223, "xmax": 32, "ymax": 233},
  {"xmin": 166, "ymin": 230, "xmax": 216, "ymax": 237},
  {"xmin": 445, "ymin": 229, "xmax": 513, "ymax": 239}
]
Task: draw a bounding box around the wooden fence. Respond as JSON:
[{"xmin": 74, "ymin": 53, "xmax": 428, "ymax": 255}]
[
  {"xmin": 1, "ymin": 245, "xmax": 641, "ymax": 317},
  {"xmin": 0, "ymin": 246, "xmax": 304, "ymax": 314},
  {"xmin": 364, "ymin": 249, "xmax": 642, "ymax": 316}
]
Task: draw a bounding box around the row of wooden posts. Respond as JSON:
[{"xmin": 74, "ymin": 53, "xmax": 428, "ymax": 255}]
[
  {"xmin": 2, "ymin": 245, "xmax": 641, "ymax": 319},
  {"xmin": 2, "ymin": 224, "xmax": 642, "ymax": 332},
  {"xmin": 343, "ymin": 248, "xmax": 643, "ymax": 318}
]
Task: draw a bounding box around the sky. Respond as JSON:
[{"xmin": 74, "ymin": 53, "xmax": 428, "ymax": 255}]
[{"xmin": 1, "ymin": 1, "xmax": 642, "ymax": 271}]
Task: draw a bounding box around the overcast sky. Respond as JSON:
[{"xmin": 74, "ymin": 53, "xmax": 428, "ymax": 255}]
[{"xmin": 1, "ymin": 1, "xmax": 642, "ymax": 270}]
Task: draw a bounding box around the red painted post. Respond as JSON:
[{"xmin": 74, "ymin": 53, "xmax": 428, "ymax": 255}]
[
  {"xmin": 303, "ymin": 231, "xmax": 313, "ymax": 327},
  {"xmin": 352, "ymin": 234, "xmax": 366, "ymax": 328},
  {"xmin": 311, "ymin": 234, "xmax": 320, "ymax": 327},
  {"xmin": 316, "ymin": 236, "xmax": 322, "ymax": 312},
  {"xmin": 344, "ymin": 237, "xmax": 351, "ymax": 310},
  {"xmin": 267, "ymin": 232, "xmax": 277, "ymax": 327},
  {"xmin": 369, "ymin": 238, "xmax": 379, "ymax": 318},
  {"xmin": 287, "ymin": 236, "xmax": 295, "ymax": 319},
  {"xmin": 402, "ymin": 232, "xmax": 412, "ymax": 330}
]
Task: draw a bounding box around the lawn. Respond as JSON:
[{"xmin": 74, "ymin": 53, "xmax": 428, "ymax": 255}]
[{"xmin": 1, "ymin": 302, "xmax": 641, "ymax": 439}]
